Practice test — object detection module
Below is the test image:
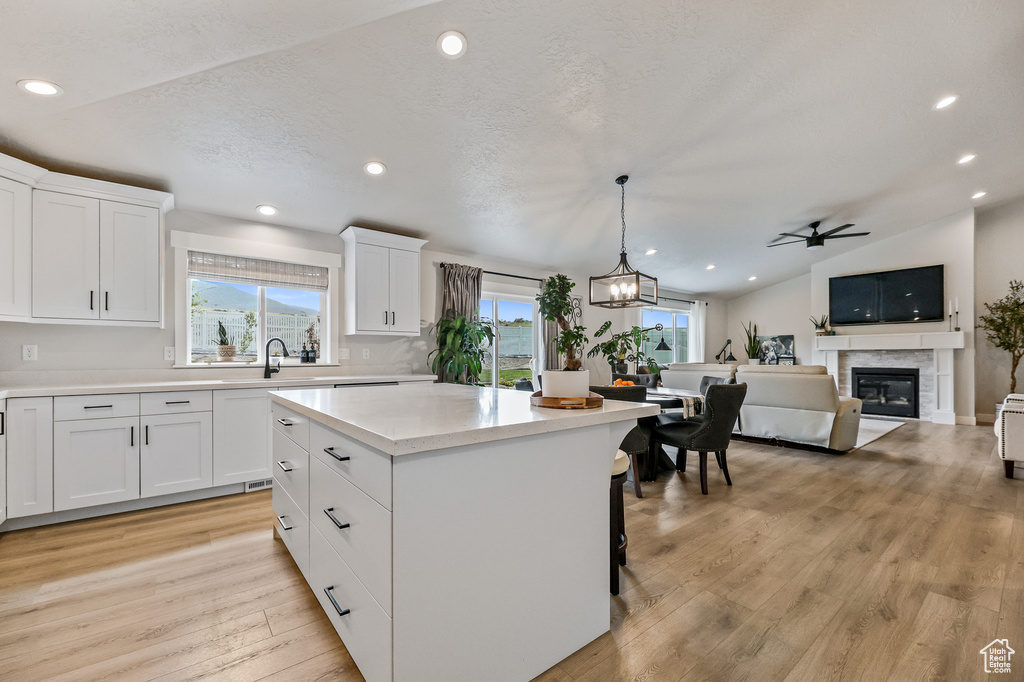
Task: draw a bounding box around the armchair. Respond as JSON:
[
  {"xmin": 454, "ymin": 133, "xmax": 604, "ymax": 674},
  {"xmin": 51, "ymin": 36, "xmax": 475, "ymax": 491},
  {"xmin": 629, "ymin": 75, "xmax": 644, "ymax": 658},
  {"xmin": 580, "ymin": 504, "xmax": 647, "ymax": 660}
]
[{"xmin": 995, "ymin": 394, "xmax": 1024, "ymax": 479}]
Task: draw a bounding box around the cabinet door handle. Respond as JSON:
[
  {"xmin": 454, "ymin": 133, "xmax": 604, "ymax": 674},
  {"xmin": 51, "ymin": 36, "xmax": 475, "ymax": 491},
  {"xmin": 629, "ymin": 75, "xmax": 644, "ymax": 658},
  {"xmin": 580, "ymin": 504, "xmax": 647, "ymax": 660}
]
[
  {"xmin": 323, "ymin": 507, "xmax": 350, "ymax": 530},
  {"xmin": 0, "ymin": 411, "xmax": 5, "ymax": 436},
  {"xmin": 277, "ymin": 461, "xmax": 293, "ymax": 472},
  {"xmin": 105, "ymin": 291, "xmax": 109, "ymax": 311},
  {"xmin": 276, "ymin": 515, "xmax": 292, "ymax": 531},
  {"xmin": 384, "ymin": 310, "xmax": 388, "ymax": 325},
  {"xmin": 84, "ymin": 405, "xmax": 114, "ymax": 410},
  {"xmin": 165, "ymin": 400, "xmax": 190, "ymax": 405},
  {"xmin": 145, "ymin": 425, "xmax": 149, "ymax": 445},
  {"xmin": 324, "ymin": 586, "xmax": 350, "ymax": 617},
  {"xmin": 323, "ymin": 446, "xmax": 350, "ymax": 462},
  {"xmin": 276, "ymin": 418, "xmax": 293, "ymax": 426},
  {"xmin": 130, "ymin": 426, "xmax": 134, "ymax": 447},
  {"xmin": 90, "ymin": 290, "xmax": 94, "ymax": 310},
  {"xmin": 392, "ymin": 311, "xmax": 395, "ymax": 326}
]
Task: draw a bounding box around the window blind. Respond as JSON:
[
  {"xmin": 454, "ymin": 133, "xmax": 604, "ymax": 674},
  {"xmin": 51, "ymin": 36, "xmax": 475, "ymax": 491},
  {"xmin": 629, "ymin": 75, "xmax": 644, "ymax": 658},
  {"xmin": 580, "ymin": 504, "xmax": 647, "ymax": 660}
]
[{"xmin": 187, "ymin": 251, "xmax": 329, "ymax": 292}]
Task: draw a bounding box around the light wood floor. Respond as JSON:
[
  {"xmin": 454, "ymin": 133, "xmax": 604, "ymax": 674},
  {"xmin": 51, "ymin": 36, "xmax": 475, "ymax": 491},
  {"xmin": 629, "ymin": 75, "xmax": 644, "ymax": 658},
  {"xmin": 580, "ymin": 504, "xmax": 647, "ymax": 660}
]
[{"xmin": 0, "ymin": 421, "xmax": 1020, "ymax": 681}]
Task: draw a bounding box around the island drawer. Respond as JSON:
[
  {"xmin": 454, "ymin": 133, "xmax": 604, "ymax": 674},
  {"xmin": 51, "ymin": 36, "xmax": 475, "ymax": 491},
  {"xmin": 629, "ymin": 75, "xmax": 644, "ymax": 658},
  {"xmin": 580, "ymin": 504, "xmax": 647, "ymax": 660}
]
[
  {"xmin": 140, "ymin": 390, "xmax": 212, "ymax": 415},
  {"xmin": 310, "ymin": 421, "xmax": 392, "ymax": 510},
  {"xmin": 54, "ymin": 393, "xmax": 139, "ymax": 421},
  {"xmin": 273, "ymin": 484, "xmax": 309, "ymax": 583},
  {"xmin": 310, "ymin": 527, "xmax": 393, "ymax": 682},
  {"xmin": 272, "ymin": 428, "xmax": 309, "ymax": 509},
  {"xmin": 310, "ymin": 457, "xmax": 392, "ymax": 615},
  {"xmin": 271, "ymin": 401, "xmax": 310, "ymax": 450}
]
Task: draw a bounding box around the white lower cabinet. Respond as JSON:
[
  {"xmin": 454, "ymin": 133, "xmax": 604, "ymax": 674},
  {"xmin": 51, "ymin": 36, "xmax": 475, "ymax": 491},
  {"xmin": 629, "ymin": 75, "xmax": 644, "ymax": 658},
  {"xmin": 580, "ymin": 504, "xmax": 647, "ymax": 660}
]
[
  {"xmin": 6, "ymin": 397, "xmax": 54, "ymax": 518},
  {"xmin": 273, "ymin": 483, "xmax": 309, "ymax": 581},
  {"xmin": 141, "ymin": 412, "xmax": 212, "ymax": 497},
  {"xmin": 53, "ymin": 416, "xmax": 139, "ymax": 511},
  {"xmin": 213, "ymin": 388, "xmax": 273, "ymax": 485},
  {"xmin": 0, "ymin": 399, "xmax": 7, "ymax": 525}
]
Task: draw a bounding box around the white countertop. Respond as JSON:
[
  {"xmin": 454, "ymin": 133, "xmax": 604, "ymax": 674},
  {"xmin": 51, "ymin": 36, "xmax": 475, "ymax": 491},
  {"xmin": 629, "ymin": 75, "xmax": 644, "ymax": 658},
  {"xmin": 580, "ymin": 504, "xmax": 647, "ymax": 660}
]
[
  {"xmin": 271, "ymin": 383, "xmax": 660, "ymax": 456},
  {"xmin": 0, "ymin": 374, "xmax": 436, "ymax": 399}
]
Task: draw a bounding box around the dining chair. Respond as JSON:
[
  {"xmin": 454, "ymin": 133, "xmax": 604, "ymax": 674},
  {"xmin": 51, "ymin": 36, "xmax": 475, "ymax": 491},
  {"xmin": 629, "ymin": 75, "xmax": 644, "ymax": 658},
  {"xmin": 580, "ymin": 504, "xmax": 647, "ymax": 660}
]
[
  {"xmin": 648, "ymin": 383, "xmax": 747, "ymax": 495},
  {"xmin": 589, "ymin": 384, "xmax": 651, "ymax": 498}
]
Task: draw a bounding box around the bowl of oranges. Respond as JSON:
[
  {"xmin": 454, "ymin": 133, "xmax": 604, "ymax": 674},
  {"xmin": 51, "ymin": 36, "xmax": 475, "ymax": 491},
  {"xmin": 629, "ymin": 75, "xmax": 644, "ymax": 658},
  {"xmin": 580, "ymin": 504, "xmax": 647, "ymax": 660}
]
[{"xmin": 611, "ymin": 378, "xmax": 635, "ymax": 386}]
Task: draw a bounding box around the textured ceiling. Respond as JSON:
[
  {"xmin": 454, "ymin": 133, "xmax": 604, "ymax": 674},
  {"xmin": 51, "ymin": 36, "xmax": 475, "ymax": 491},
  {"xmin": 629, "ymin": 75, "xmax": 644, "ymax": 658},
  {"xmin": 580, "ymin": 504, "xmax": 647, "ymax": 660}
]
[{"xmin": 2, "ymin": 0, "xmax": 1022, "ymax": 297}]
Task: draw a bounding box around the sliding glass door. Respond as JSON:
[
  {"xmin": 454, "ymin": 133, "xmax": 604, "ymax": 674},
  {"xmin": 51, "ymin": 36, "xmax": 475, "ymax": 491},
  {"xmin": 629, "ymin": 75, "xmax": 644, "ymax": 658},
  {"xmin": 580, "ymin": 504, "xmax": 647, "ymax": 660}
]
[{"xmin": 479, "ymin": 294, "xmax": 538, "ymax": 389}]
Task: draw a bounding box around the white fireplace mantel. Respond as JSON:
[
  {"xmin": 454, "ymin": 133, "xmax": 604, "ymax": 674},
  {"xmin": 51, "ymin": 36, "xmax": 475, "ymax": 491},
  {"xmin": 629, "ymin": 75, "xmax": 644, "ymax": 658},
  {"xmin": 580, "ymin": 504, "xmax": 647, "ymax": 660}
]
[{"xmin": 814, "ymin": 331, "xmax": 964, "ymax": 425}]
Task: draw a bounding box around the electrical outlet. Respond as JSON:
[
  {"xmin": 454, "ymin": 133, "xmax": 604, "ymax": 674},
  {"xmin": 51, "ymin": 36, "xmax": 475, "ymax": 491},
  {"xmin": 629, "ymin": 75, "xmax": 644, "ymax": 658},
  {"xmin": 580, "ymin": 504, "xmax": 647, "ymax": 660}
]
[
  {"xmin": 22, "ymin": 345, "xmax": 37, "ymax": 361},
  {"xmin": 362, "ymin": 348, "xmax": 370, "ymax": 360},
  {"xmin": 164, "ymin": 346, "xmax": 175, "ymax": 361},
  {"xmin": 339, "ymin": 348, "xmax": 350, "ymax": 360}
]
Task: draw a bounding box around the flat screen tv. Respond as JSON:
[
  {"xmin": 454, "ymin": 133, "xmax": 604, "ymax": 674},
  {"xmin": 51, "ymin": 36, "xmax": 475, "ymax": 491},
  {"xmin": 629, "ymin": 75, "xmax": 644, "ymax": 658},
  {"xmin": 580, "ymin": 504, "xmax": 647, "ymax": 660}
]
[{"xmin": 829, "ymin": 264, "xmax": 944, "ymax": 326}]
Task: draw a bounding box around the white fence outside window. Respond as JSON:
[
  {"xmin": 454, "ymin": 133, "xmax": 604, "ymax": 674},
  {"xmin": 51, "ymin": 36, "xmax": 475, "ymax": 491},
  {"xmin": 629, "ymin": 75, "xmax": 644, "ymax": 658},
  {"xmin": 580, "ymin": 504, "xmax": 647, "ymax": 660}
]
[{"xmin": 191, "ymin": 309, "xmax": 319, "ymax": 356}]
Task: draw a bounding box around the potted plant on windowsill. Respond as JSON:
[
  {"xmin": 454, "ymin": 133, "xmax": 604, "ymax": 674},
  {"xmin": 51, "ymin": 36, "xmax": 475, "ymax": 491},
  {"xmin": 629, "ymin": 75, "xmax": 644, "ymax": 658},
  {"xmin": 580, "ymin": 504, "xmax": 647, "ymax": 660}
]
[
  {"xmin": 429, "ymin": 312, "xmax": 496, "ymax": 384},
  {"xmin": 216, "ymin": 321, "xmax": 237, "ymax": 361},
  {"xmin": 742, "ymin": 321, "xmax": 760, "ymax": 365},
  {"xmin": 810, "ymin": 314, "xmax": 829, "ymax": 336},
  {"xmin": 537, "ymin": 274, "xmax": 589, "ymax": 397}
]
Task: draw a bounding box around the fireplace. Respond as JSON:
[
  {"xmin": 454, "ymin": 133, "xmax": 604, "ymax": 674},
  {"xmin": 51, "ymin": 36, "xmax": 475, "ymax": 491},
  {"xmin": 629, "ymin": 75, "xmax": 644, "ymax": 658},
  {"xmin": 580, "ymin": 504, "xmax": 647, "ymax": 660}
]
[{"xmin": 852, "ymin": 367, "xmax": 920, "ymax": 419}]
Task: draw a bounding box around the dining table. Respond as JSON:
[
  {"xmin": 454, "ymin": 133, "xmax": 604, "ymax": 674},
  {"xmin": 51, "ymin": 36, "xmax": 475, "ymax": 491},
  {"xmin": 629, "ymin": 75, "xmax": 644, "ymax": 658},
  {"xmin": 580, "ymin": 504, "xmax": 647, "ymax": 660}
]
[{"xmin": 641, "ymin": 387, "xmax": 704, "ymax": 479}]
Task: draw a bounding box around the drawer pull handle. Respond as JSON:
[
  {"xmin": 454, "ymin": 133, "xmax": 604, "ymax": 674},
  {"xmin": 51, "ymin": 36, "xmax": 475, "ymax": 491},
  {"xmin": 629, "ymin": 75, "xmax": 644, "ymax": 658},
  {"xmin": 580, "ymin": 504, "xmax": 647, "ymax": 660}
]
[
  {"xmin": 277, "ymin": 461, "xmax": 293, "ymax": 472},
  {"xmin": 130, "ymin": 426, "xmax": 134, "ymax": 447},
  {"xmin": 277, "ymin": 515, "xmax": 292, "ymax": 531},
  {"xmin": 145, "ymin": 425, "xmax": 149, "ymax": 445},
  {"xmin": 165, "ymin": 400, "xmax": 191, "ymax": 405},
  {"xmin": 84, "ymin": 405, "xmax": 114, "ymax": 410},
  {"xmin": 324, "ymin": 507, "xmax": 350, "ymax": 530},
  {"xmin": 105, "ymin": 291, "xmax": 109, "ymax": 311},
  {"xmin": 324, "ymin": 586, "xmax": 350, "ymax": 617},
  {"xmin": 276, "ymin": 418, "xmax": 294, "ymax": 426},
  {"xmin": 323, "ymin": 447, "xmax": 350, "ymax": 462}
]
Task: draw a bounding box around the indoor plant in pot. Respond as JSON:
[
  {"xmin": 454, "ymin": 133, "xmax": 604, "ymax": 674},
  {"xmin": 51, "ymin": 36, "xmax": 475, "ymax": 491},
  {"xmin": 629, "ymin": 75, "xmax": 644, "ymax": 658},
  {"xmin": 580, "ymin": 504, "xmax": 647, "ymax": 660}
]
[
  {"xmin": 216, "ymin": 321, "xmax": 237, "ymax": 361},
  {"xmin": 537, "ymin": 274, "xmax": 589, "ymax": 397},
  {"xmin": 979, "ymin": 280, "xmax": 1024, "ymax": 402},
  {"xmin": 588, "ymin": 321, "xmax": 632, "ymax": 375},
  {"xmin": 742, "ymin": 321, "xmax": 760, "ymax": 365},
  {"xmin": 429, "ymin": 312, "xmax": 496, "ymax": 384},
  {"xmin": 810, "ymin": 314, "xmax": 829, "ymax": 336}
]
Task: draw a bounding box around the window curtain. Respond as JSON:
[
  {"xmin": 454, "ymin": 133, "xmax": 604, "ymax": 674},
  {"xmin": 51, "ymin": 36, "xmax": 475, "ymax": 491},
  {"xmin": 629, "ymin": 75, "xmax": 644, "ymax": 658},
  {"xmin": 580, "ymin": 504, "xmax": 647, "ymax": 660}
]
[
  {"xmin": 438, "ymin": 263, "xmax": 484, "ymax": 382},
  {"xmin": 688, "ymin": 300, "xmax": 707, "ymax": 363}
]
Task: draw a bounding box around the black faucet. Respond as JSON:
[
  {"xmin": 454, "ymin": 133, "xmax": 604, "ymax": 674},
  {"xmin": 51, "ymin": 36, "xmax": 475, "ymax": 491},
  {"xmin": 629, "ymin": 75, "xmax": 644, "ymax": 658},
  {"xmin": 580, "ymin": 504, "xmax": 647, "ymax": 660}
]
[{"xmin": 264, "ymin": 337, "xmax": 291, "ymax": 379}]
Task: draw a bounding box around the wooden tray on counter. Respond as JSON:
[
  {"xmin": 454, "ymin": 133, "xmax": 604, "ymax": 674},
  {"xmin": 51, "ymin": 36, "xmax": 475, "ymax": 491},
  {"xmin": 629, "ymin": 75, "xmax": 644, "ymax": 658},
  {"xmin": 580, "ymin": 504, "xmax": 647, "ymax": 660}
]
[{"xmin": 529, "ymin": 391, "xmax": 604, "ymax": 410}]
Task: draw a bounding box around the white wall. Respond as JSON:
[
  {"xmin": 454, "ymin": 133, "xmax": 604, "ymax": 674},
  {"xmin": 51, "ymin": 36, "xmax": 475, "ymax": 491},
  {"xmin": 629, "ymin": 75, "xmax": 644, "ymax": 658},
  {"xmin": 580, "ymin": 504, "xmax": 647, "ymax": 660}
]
[
  {"xmin": 727, "ymin": 274, "xmax": 813, "ymax": 363},
  {"xmin": 975, "ymin": 196, "xmax": 1024, "ymax": 419}
]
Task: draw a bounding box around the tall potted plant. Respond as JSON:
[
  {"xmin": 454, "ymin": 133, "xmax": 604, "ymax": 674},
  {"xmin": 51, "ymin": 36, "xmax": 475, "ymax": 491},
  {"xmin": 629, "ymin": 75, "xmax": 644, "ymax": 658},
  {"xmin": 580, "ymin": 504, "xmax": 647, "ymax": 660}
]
[
  {"xmin": 979, "ymin": 280, "xmax": 1024, "ymax": 394},
  {"xmin": 429, "ymin": 312, "xmax": 496, "ymax": 384},
  {"xmin": 537, "ymin": 274, "xmax": 589, "ymax": 397},
  {"xmin": 741, "ymin": 321, "xmax": 760, "ymax": 365}
]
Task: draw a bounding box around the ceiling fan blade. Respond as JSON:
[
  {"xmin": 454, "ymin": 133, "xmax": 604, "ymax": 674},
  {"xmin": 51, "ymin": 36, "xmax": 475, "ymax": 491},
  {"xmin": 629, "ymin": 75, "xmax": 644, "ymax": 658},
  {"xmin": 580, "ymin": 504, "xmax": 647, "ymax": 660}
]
[
  {"xmin": 767, "ymin": 240, "xmax": 805, "ymax": 247},
  {"xmin": 818, "ymin": 223, "xmax": 855, "ymax": 237},
  {"xmin": 776, "ymin": 232, "xmax": 810, "ymax": 239},
  {"xmin": 824, "ymin": 232, "xmax": 871, "ymax": 239}
]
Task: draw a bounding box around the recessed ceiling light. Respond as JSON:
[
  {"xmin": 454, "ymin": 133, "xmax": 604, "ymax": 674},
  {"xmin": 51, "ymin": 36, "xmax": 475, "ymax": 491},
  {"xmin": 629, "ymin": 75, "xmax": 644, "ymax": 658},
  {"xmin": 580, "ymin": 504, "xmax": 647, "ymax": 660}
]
[
  {"xmin": 934, "ymin": 95, "xmax": 957, "ymax": 110},
  {"xmin": 748, "ymin": 276, "xmax": 757, "ymax": 281},
  {"xmin": 364, "ymin": 161, "xmax": 386, "ymax": 176},
  {"xmin": 972, "ymin": 191, "xmax": 987, "ymax": 199},
  {"xmin": 256, "ymin": 205, "xmax": 278, "ymax": 216},
  {"xmin": 437, "ymin": 31, "xmax": 467, "ymax": 58},
  {"xmin": 17, "ymin": 79, "xmax": 63, "ymax": 96},
  {"xmin": 645, "ymin": 248, "xmax": 657, "ymax": 256},
  {"xmin": 706, "ymin": 264, "xmax": 716, "ymax": 270},
  {"xmin": 958, "ymin": 154, "xmax": 976, "ymax": 165}
]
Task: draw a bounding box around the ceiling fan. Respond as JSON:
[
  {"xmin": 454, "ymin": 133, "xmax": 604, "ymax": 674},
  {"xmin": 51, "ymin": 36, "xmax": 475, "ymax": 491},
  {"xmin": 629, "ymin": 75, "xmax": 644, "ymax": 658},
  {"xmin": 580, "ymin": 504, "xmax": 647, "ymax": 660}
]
[{"xmin": 768, "ymin": 220, "xmax": 870, "ymax": 250}]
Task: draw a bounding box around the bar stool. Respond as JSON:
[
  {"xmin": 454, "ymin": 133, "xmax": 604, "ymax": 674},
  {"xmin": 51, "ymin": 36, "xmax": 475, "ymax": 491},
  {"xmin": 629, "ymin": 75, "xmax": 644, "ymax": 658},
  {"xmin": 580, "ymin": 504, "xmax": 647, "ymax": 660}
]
[{"xmin": 611, "ymin": 449, "xmax": 630, "ymax": 595}]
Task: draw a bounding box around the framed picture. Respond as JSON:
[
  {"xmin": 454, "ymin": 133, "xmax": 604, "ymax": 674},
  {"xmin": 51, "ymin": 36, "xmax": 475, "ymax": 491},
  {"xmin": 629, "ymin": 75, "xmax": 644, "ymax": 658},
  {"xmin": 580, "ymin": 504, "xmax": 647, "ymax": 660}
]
[
  {"xmin": 779, "ymin": 355, "xmax": 795, "ymax": 365},
  {"xmin": 757, "ymin": 334, "xmax": 795, "ymax": 365}
]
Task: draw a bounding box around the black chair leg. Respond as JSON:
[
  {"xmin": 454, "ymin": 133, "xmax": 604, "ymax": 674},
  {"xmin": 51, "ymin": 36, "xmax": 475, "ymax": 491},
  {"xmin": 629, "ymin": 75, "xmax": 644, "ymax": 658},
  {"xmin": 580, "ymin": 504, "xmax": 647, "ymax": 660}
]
[
  {"xmin": 675, "ymin": 448, "xmax": 687, "ymax": 471},
  {"xmin": 698, "ymin": 452, "xmax": 708, "ymax": 495},
  {"xmin": 719, "ymin": 450, "xmax": 732, "ymax": 485},
  {"xmin": 714, "ymin": 451, "xmax": 723, "ymax": 469},
  {"xmin": 1006, "ymin": 460, "xmax": 1016, "ymax": 479}
]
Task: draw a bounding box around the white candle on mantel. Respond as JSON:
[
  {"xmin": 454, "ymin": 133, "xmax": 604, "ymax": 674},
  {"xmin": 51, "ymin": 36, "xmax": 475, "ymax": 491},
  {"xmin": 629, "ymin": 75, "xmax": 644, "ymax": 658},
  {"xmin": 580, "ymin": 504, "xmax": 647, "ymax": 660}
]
[
  {"xmin": 955, "ymin": 297, "xmax": 959, "ymax": 313},
  {"xmin": 949, "ymin": 300, "xmax": 952, "ymax": 316}
]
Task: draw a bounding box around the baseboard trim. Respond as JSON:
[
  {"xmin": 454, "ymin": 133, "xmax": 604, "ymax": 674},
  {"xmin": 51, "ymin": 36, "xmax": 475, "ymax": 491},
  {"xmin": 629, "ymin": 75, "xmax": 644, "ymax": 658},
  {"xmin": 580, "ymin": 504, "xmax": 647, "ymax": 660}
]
[{"xmin": 956, "ymin": 416, "xmax": 977, "ymax": 426}]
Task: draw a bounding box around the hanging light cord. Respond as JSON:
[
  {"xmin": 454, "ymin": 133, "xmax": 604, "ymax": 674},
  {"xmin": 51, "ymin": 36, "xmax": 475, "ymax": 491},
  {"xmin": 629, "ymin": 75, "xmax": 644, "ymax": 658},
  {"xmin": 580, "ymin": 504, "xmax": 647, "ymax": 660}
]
[{"xmin": 620, "ymin": 181, "xmax": 627, "ymax": 254}]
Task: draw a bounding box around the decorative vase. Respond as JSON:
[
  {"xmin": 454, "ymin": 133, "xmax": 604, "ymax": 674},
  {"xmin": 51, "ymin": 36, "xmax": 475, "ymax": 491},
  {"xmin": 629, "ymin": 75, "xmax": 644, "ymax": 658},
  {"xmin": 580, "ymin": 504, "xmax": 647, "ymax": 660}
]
[
  {"xmin": 217, "ymin": 345, "xmax": 237, "ymax": 361},
  {"xmin": 747, "ymin": 358, "xmax": 760, "ymax": 365},
  {"xmin": 613, "ymin": 362, "xmax": 629, "ymax": 375},
  {"xmin": 542, "ymin": 369, "xmax": 591, "ymax": 398},
  {"xmin": 815, "ymin": 327, "xmax": 827, "ymax": 336}
]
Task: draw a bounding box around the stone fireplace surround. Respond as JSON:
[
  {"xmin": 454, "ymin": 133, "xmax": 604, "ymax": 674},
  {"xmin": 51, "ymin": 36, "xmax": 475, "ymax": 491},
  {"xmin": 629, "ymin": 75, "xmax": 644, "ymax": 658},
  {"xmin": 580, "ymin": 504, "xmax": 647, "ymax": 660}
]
[{"xmin": 814, "ymin": 331, "xmax": 965, "ymax": 425}]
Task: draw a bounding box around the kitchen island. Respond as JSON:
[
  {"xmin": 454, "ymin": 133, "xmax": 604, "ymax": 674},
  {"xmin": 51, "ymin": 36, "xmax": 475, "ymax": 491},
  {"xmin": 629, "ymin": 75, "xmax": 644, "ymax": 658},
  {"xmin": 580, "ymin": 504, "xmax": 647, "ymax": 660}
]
[{"xmin": 270, "ymin": 382, "xmax": 659, "ymax": 682}]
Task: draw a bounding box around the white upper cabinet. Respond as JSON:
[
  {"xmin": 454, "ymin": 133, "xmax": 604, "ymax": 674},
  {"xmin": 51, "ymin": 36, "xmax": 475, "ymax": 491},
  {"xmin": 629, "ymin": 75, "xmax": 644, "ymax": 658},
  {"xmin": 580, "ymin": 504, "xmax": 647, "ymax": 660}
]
[
  {"xmin": 0, "ymin": 176, "xmax": 32, "ymax": 319},
  {"xmin": 100, "ymin": 201, "xmax": 160, "ymax": 322},
  {"xmin": 341, "ymin": 226, "xmax": 426, "ymax": 336},
  {"xmin": 32, "ymin": 191, "xmax": 102, "ymax": 320}
]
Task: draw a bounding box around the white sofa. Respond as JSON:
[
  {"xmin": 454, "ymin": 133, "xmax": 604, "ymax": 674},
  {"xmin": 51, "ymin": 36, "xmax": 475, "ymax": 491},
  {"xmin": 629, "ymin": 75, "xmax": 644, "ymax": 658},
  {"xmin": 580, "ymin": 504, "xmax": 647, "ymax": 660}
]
[
  {"xmin": 733, "ymin": 365, "xmax": 862, "ymax": 451},
  {"xmin": 995, "ymin": 394, "xmax": 1024, "ymax": 479},
  {"xmin": 660, "ymin": 362, "xmax": 738, "ymax": 392}
]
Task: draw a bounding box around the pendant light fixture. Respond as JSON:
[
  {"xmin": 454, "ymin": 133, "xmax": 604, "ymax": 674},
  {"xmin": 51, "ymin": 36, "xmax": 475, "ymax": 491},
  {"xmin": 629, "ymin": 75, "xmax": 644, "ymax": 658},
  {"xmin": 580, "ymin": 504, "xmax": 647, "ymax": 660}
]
[{"xmin": 589, "ymin": 175, "xmax": 658, "ymax": 308}]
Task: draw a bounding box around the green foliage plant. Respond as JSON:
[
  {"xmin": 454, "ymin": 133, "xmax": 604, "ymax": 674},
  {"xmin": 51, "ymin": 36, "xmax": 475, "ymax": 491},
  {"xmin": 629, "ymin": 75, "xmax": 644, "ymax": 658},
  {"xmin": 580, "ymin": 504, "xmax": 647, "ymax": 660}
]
[
  {"xmin": 216, "ymin": 320, "xmax": 233, "ymax": 346},
  {"xmin": 809, "ymin": 314, "xmax": 829, "ymax": 329},
  {"xmin": 588, "ymin": 322, "xmax": 659, "ymax": 372},
  {"xmin": 429, "ymin": 312, "xmax": 496, "ymax": 384},
  {"xmin": 978, "ymin": 280, "xmax": 1024, "ymax": 393},
  {"xmin": 240, "ymin": 311, "xmax": 258, "ymax": 353},
  {"xmin": 536, "ymin": 274, "xmax": 588, "ymax": 370},
  {"xmin": 741, "ymin": 321, "xmax": 760, "ymax": 360}
]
